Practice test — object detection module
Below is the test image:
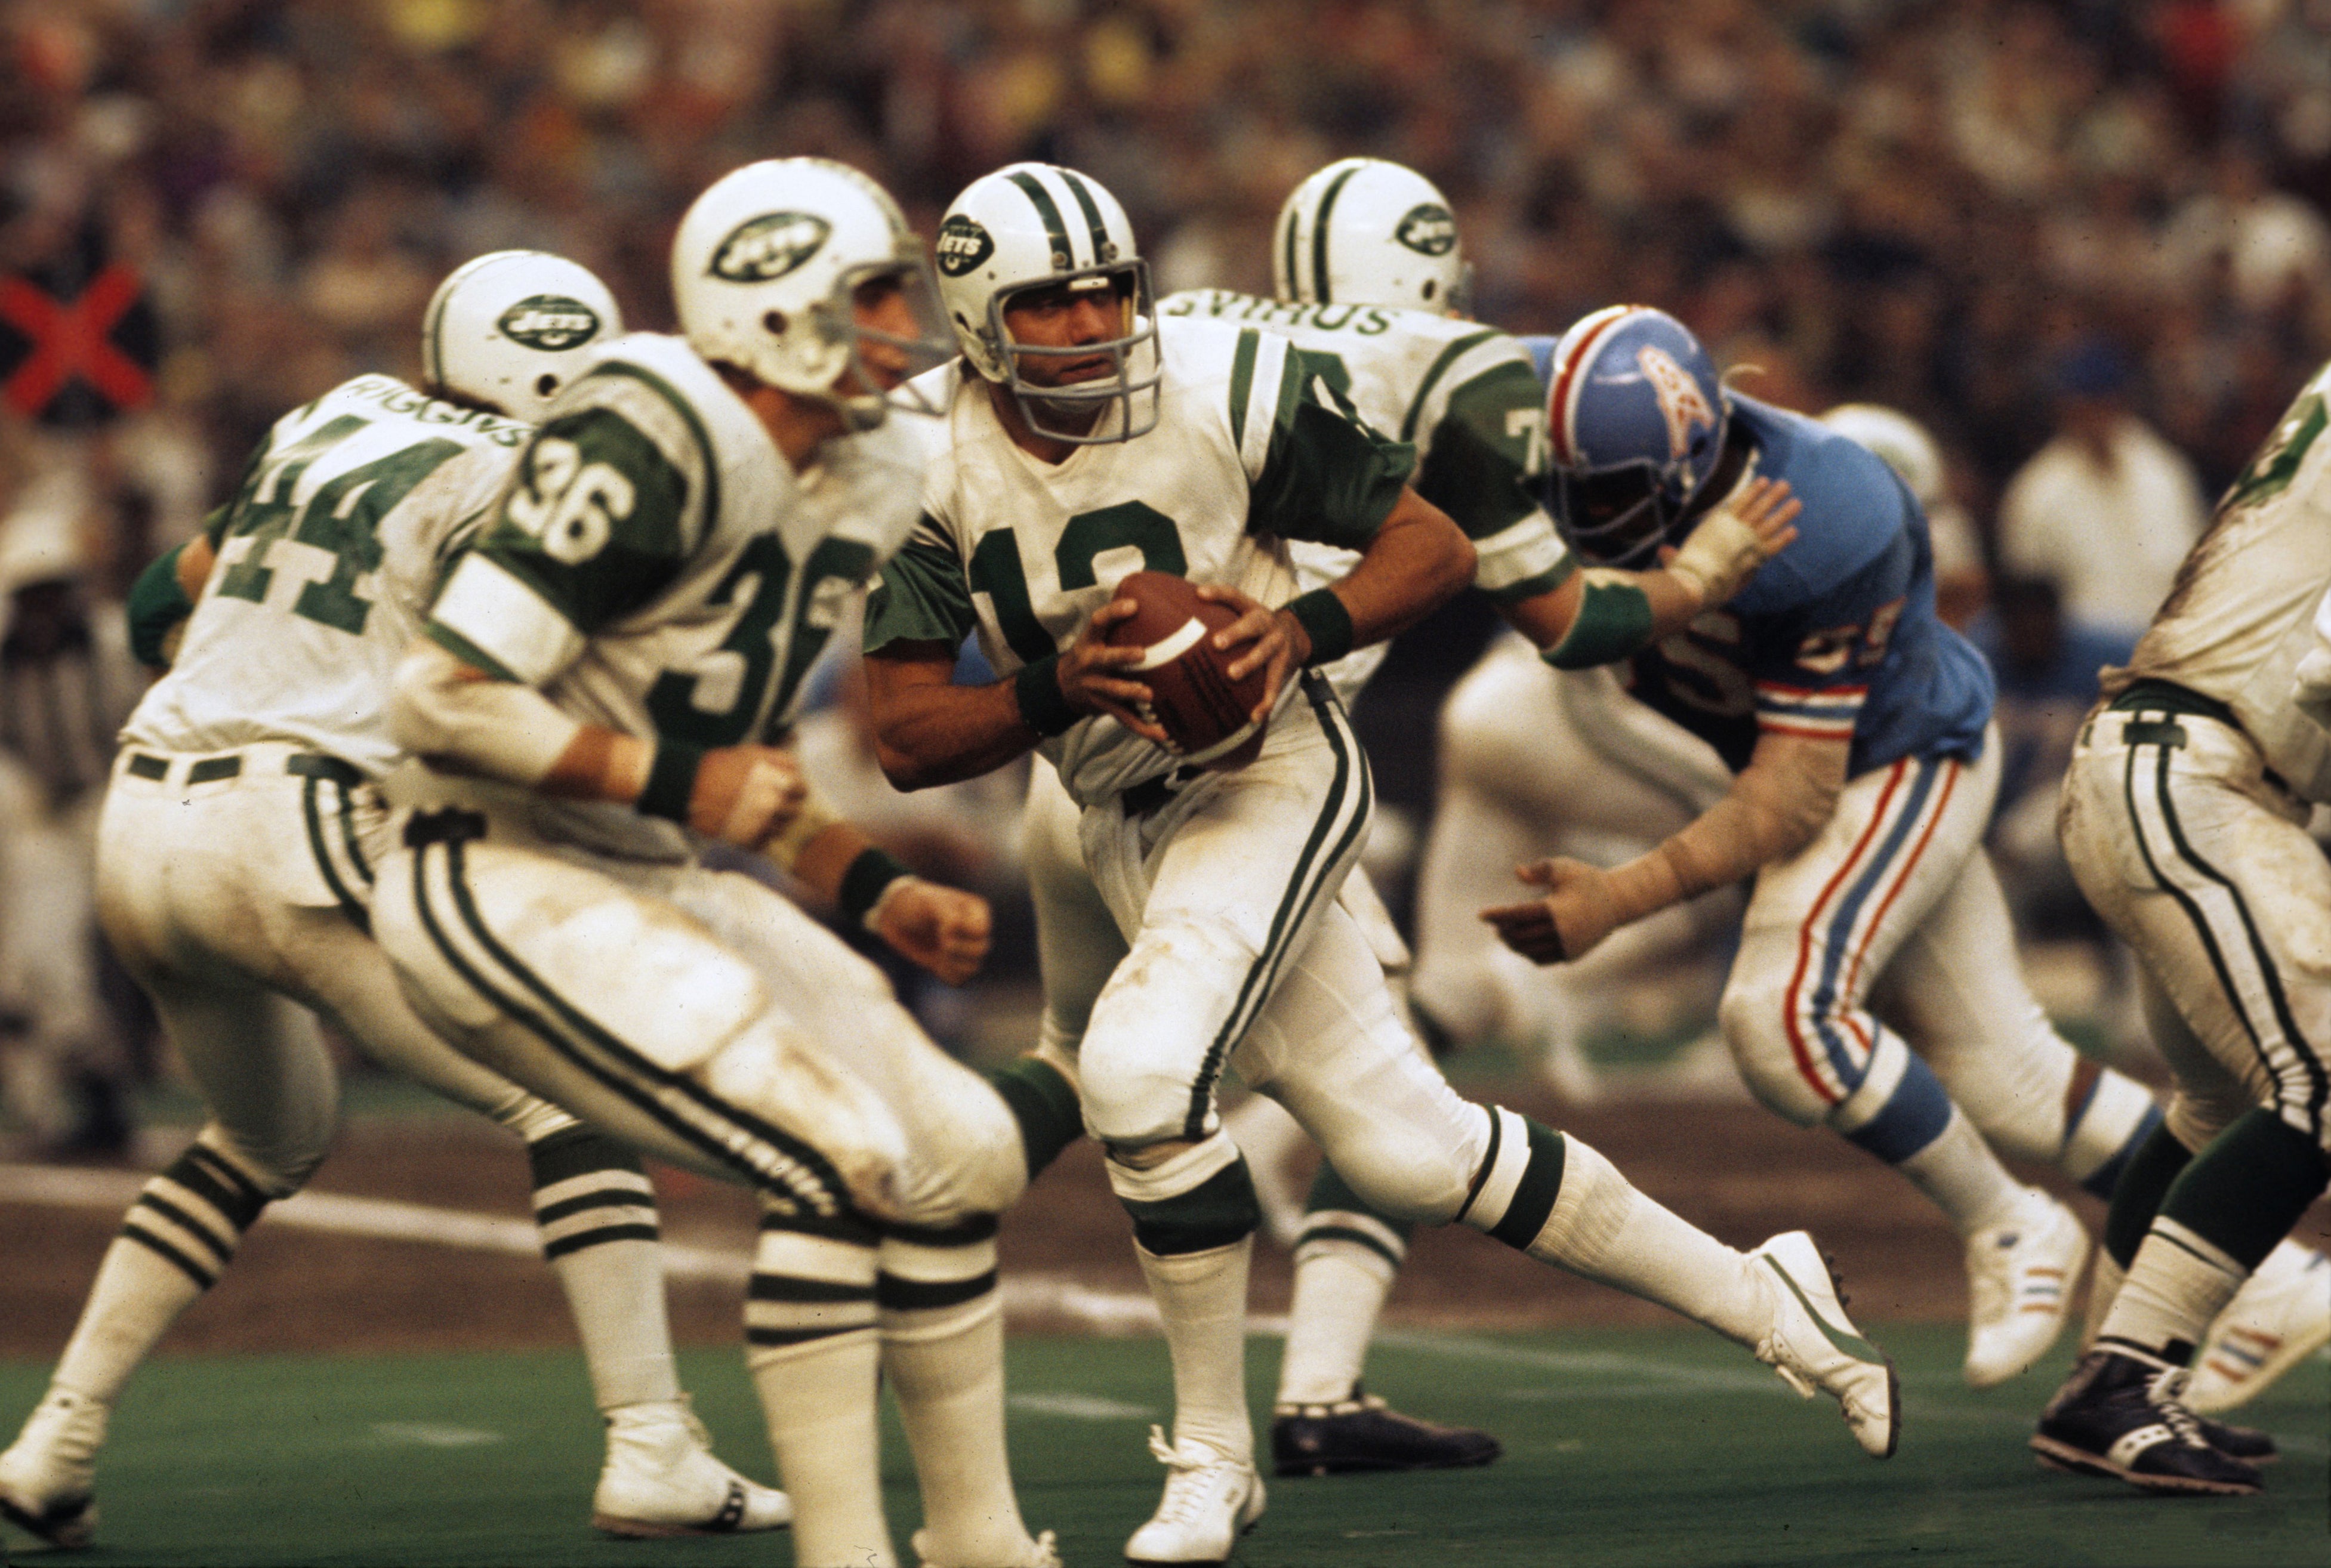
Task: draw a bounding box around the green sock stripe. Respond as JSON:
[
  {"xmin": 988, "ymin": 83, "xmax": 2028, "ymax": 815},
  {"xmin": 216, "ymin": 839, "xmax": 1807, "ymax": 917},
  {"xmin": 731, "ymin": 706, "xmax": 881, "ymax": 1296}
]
[
  {"xmin": 991, "ymin": 1055, "xmax": 1084, "ymax": 1178},
  {"xmin": 1122, "ymin": 1158, "xmax": 1260, "ymax": 1256},
  {"xmin": 1294, "ymin": 1223, "xmax": 1405, "ymax": 1270},
  {"xmin": 875, "ymin": 1270, "xmax": 998, "ymax": 1311},
  {"xmin": 1488, "ymin": 1121, "xmax": 1568, "ymax": 1251},
  {"xmin": 1302, "ymin": 1162, "xmax": 1414, "ymax": 1245},
  {"xmin": 2159, "ymin": 1107, "xmax": 2331, "ymax": 1270},
  {"xmin": 526, "ymin": 1126, "xmax": 647, "ymax": 1190},
  {"xmin": 2102, "ymin": 1120, "xmax": 2194, "ymax": 1268}
]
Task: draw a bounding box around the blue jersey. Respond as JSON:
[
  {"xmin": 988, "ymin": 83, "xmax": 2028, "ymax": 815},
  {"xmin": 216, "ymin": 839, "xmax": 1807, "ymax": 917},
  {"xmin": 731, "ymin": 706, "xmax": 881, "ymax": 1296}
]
[{"xmin": 1528, "ymin": 369, "xmax": 1994, "ymax": 776}]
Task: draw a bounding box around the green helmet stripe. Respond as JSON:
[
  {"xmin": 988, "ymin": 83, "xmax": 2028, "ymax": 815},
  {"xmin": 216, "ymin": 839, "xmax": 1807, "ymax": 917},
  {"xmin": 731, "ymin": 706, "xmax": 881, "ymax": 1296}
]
[
  {"xmin": 1056, "ymin": 169, "xmax": 1112, "ymax": 264},
  {"xmin": 1308, "ymin": 162, "xmax": 1363, "ymax": 305},
  {"xmin": 1005, "ymin": 170, "xmax": 1077, "ymax": 268}
]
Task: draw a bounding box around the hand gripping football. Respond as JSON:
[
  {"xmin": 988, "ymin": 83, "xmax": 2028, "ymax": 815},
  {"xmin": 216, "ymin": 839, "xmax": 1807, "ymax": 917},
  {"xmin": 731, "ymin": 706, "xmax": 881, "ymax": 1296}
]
[{"xmin": 1103, "ymin": 570, "xmax": 1269, "ymax": 769}]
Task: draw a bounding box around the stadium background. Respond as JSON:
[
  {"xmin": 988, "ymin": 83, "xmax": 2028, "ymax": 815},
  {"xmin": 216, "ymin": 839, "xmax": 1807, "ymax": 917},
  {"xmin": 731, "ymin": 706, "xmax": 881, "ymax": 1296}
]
[{"xmin": 1, "ymin": 2, "xmax": 2328, "ymax": 1564}]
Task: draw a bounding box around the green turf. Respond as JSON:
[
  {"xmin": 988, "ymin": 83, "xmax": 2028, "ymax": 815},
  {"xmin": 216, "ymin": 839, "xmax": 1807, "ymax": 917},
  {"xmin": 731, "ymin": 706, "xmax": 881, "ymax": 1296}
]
[{"xmin": 1, "ymin": 1327, "xmax": 2322, "ymax": 1566}]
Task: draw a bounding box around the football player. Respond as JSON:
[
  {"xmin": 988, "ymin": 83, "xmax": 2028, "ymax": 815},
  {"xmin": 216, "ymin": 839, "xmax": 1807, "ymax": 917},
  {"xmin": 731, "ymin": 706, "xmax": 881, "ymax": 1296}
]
[
  {"xmin": 0, "ymin": 253, "xmax": 792, "ymax": 1550},
  {"xmin": 2032, "ymin": 358, "xmax": 2331, "ymax": 1494},
  {"xmin": 1491, "ymin": 308, "xmax": 2169, "ymax": 1392},
  {"xmin": 864, "ymin": 160, "xmax": 1897, "ymax": 1567},
  {"xmin": 367, "ymin": 162, "xmax": 1053, "ymax": 1568},
  {"xmin": 1009, "ymin": 155, "xmax": 1800, "ymax": 1484}
]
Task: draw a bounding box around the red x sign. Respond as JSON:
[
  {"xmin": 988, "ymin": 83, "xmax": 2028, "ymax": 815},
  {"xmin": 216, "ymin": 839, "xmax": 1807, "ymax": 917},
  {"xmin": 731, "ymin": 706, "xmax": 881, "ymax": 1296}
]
[{"xmin": 0, "ymin": 263, "xmax": 154, "ymax": 418}]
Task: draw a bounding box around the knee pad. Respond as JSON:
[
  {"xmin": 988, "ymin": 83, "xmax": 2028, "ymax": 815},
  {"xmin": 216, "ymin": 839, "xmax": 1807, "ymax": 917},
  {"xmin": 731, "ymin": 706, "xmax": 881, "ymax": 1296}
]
[
  {"xmin": 1718, "ymin": 971, "xmax": 1832, "ymax": 1128},
  {"xmin": 1080, "ymin": 921, "xmax": 1260, "ymax": 1146}
]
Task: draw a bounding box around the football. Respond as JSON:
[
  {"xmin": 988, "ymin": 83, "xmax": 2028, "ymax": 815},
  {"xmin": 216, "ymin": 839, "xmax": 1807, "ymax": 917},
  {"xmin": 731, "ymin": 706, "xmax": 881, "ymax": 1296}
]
[{"xmin": 1103, "ymin": 570, "xmax": 1270, "ymax": 768}]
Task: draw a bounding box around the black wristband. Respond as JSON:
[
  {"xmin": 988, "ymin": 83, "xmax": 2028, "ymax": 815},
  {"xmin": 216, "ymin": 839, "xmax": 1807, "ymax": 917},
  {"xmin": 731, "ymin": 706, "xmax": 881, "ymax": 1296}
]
[
  {"xmin": 1013, "ymin": 653, "xmax": 1080, "ymax": 737},
  {"xmin": 838, "ymin": 846, "xmax": 914, "ymax": 930},
  {"xmin": 1286, "ymin": 588, "xmax": 1355, "ymax": 667},
  {"xmin": 636, "ymin": 740, "xmax": 705, "ymax": 823}
]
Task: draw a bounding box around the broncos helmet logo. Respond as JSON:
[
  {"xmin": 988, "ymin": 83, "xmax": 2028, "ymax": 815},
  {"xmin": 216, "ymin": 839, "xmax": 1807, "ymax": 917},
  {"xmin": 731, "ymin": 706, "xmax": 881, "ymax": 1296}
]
[{"xmin": 1636, "ymin": 344, "xmax": 1717, "ymax": 462}]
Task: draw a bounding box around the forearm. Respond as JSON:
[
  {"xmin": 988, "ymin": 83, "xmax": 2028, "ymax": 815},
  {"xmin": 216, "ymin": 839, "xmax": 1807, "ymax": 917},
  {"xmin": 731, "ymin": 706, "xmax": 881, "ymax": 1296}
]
[
  {"xmin": 391, "ymin": 638, "xmax": 636, "ymax": 799},
  {"xmin": 1602, "ymin": 733, "xmax": 1847, "ymax": 921},
  {"xmin": 866, "ymin": 651, "xmax": 1043, "ymax": 791},
  {"xmin": 1291, "ymin": 489, "xmax": 1473, "ymax": 662}
]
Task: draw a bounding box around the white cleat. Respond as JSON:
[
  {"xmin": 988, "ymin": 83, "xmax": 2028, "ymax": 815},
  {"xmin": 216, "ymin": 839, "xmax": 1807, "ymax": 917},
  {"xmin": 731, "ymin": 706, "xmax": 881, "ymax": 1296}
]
[
  {"xmin": 1963, "ymin": 1189, "xmax": 2088, "ymax": 1388},
  {"xmin": 1750, "ymin": 1231, "xmax": 1900, "ymax": 1459},
  {"xmin": 2185, "ymin": 1240, "xmax": 2331, "ymax": 1415},
  {"xmin": 912, "ymin": 1525, "xmax": 1063, "ymax": 1567},
  {"xmin": 0, "ymin": 1387, "xmax": 107, "ymax": 1550},
  {"xmin": 1123, "ymin": 1426, "xmax": 1265, "ymax": 1566},
  {"xmin": 590, "ymin": 1399, "xmax": 792, "ymax": 1538}
]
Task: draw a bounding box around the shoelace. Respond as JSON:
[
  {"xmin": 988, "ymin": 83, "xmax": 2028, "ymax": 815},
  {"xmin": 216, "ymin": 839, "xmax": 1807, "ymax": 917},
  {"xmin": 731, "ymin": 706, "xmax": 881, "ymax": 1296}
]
[
  {"xmin": 1143, "ymin": 1425, "xmax": 1236, "ymax": 1523},
  {"xmin": 2144, "ymin": 1365, "xmax": 2212, "ymax": 1447}
]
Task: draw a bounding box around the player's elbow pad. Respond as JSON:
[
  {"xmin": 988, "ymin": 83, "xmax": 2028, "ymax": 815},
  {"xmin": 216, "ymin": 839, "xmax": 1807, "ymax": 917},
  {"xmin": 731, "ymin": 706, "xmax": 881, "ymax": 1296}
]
[{"xmin": 390, "ymin": 640, "xmax": 579, "ymax": 786}]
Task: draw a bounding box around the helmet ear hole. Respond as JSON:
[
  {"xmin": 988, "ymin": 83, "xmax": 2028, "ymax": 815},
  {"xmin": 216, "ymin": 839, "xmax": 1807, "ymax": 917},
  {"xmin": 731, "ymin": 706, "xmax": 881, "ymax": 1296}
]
[
  {"xmin": 763, "ymin": 309, "xmax": 788, "ymax": 335},
  {"xmin": 535, "ymin": 373, "xmax": 559, "ymax": 399},
  {"xmin": 1422, "ymin": 279, "xmax": 1436, "ymax": 301}
]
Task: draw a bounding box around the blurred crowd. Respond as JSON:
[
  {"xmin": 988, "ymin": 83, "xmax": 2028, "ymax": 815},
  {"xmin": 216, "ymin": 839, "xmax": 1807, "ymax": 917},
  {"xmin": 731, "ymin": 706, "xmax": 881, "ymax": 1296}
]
[{"xmin": 1, "ymin": 0, "xmax": 2329, "ymax": 1138}]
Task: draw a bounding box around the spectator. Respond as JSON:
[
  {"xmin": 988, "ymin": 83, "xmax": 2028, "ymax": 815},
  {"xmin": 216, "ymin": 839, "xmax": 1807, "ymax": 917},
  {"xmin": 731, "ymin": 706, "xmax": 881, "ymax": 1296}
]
[{"xmin": 1997, "ymin": 339, "xmax": 2207, "ymax": 644}]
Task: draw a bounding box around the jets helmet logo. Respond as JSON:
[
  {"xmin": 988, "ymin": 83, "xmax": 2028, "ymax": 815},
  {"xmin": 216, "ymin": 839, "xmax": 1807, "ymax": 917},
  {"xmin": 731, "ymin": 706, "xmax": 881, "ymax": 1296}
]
[
  {"xmin": 1394, "ymin": 203, "xmax": 1457, "ymax": 257},
  {"xmin": 708, "ymin": 212, "xmax": 832, "ymax": 282},
  {"xmin": 1636, "ymin": 345, "xmax": 1717, "ymax": 460},
  {"xmin": 497, "ymin": 296, "xmax": 602, "ymax": 351},
  {"xmin": 935, "ymin": 214, "xmax": 995, "ymax": 278}
]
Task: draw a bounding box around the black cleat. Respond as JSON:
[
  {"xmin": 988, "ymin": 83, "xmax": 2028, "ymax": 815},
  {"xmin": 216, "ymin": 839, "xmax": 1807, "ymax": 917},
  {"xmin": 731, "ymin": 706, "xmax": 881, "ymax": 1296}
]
[
  {"xmin": 2197, "ymin": 1415, "xmax": 2278, "ymax": 1464},
  {"xmin": 1271, "ymin": 1388, "xmax": 1501, "ymax": 1478},
  {"xmin": 2031, "ymin": 1350, "xmax": 2264, "ymax": 1496}
]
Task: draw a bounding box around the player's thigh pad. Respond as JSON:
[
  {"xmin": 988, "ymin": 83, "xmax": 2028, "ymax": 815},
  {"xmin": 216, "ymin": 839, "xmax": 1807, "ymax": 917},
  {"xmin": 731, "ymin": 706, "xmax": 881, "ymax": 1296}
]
[
  {"xmin": 1023, "ymin": 757, "xmax": 1126, "ymax": 1058},
  {"xmin": 1721, "ymin": 736, "xmax": 1999, "ymax": 1124},
  {"xmin": 1076, "ymin": 687, "xmax": 1372, "ymax": 1146},
  {"xmin": 2062, "ymin": 711, "xmax": 2331, "ymax": 1149},
  {"xmin": 670, "ymin": 866, "xmax": 1025, "ymax": 1220},
  {"xmin": 1237, "ymin": 900, "xmax": 1486, "ymax": 1224},
  {"xmin": 376, "ymin": 836, "xmax": 927, "ymax": 1223}
]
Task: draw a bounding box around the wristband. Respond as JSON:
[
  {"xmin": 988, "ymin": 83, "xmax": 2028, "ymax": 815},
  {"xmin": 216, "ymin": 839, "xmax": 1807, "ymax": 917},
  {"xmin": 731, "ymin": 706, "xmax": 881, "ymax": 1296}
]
[
  {"xmin": 838, "ymin": 846, "xmax": 915, "ymax": 931},
  {"xmin": 1285, "ymin": 588, "xmax": 1354, "ymax": 667},
  {"xmin": 1013, "ymin": 653, "xmax": 1079, "ymax": 737},
  {"xmin": 636, "ymin": 739, "xmax": 706, "ymax": 823}
]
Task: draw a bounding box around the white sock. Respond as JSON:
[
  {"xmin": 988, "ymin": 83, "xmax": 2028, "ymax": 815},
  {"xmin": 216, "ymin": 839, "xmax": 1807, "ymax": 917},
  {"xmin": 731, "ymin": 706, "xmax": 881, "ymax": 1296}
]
[
  {"xmin": 1135, "ymin": 1237, "xmax": 1256, "ymax": 1464},
  {"xmin": 748, "ymin": 1332, "xmax": 891, "ymax": 1568},
  {"xmin": 56, "ymin": 1133, "xmax": 276, "ymax": 1404},
  {"xmin": 2080, "ymin": 1249, "xmax": 2127, "ymax": 1353},
  {"xmin": 747, "ymin": 1209, "xmax": 889, "ymax": 1567},
  {"xmin": 1892, "ymin": 1109, "xmax": 2025, "ymax": 1237},
  {"xmin": 528, "ymin": 1131, "xmax": 678, "ymax": 1412},
  {"xmin": 880, "ymin": 1228, "xmax": 1033, "ymax": 1566},
  {"xmin": 1275, "ymin": 1239, "xmax": 1397, "ymax": 1407},
  {"xmin": 1515, "ymin": 1132, "xmax": 1770, "ymax": 1347},
  {"xmin": 2100, "ymin": 1221, "xmax": 2247, "ymax": 1363}
]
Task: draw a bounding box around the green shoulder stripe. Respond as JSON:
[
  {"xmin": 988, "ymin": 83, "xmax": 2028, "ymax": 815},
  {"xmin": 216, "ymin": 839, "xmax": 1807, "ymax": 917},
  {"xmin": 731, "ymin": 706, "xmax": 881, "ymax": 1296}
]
[
  {"xmin": 579, "ymin": 360, "xmax": 722, "ymax": 545},
  {"xmin": 1248, "ymin": 348, "xmax": 1416, "ymax": 550},
  {"xmin": 1401, "ymin": 328, "xmax": 1500, "ymax": 442},
  {"xmin": 1227, "ymin": 326, "xmax": 1262, "ymax": 448}
]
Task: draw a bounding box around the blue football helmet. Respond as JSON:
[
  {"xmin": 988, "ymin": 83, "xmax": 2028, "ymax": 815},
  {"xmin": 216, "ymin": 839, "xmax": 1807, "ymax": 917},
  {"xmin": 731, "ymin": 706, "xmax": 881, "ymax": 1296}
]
[{"xmin": 1543, "ymin": 305, "xmax": 1729, "ymax": 569}]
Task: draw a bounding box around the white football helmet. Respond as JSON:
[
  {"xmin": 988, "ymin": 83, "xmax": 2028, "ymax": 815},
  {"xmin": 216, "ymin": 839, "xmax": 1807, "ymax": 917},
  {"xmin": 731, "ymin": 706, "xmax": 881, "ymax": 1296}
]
[
  {"xmin": 1273, "ymin": 158, "xmax": 1470, "ymax": 314},
  {"xmin": 1818, "ymin": 402, "xmax": 1945, "ymax": 509},
  {"xmin": 671, "ymin": 158, "xmax": 950, "ymax": 431},
  {"xmin": 933, "ymin": 162, "xmax": 1160, "ymax": 445},
  {"xmin": 422, "ymin": 251, "xmax": 622, "ymax": 423}
]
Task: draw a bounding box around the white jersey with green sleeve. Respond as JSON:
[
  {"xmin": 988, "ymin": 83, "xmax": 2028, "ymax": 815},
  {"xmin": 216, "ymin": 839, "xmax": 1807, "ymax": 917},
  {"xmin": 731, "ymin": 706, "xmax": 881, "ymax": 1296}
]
[
  {"xmin": 122, "ymin": 374, "xmax": 531, "ymax": 777},
  {"xmin": 2109, "ymin": 357, "xmax": 2331, "ymax": 802},
  {"xmin": 862, "ymin": 314, "xmax": 1417, "ymax": 807},
  {"xmin": 422, "ymin": 332, "xmax": 926, "ymax": 860},
  {"xmin": 1154, "ymin": 290, "xmax": 1566, "ymax": 600}
]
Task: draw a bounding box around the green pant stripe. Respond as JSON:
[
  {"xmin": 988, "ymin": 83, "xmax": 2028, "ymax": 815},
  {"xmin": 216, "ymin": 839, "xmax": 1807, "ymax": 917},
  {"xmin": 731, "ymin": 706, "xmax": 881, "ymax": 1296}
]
[
  {"xmin": 1183, "ymin": 674, "xmax": 1374, "ymax": 1138},
  {"xmin": 409, "ymin": 837, "xmax": 850, "ymax": 1214}
]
